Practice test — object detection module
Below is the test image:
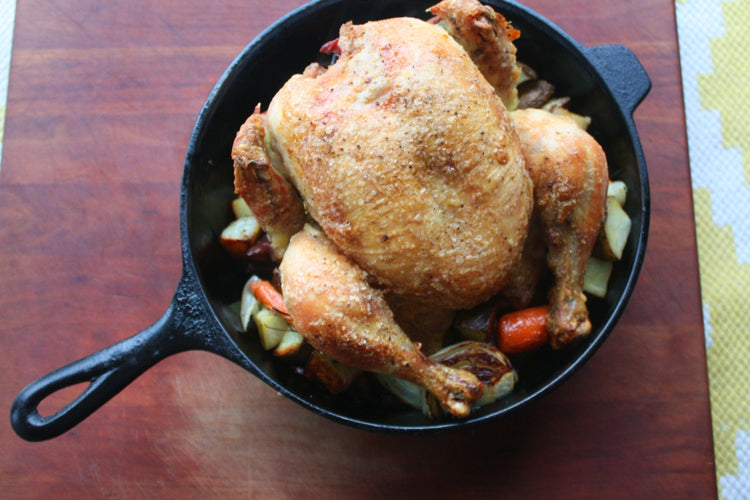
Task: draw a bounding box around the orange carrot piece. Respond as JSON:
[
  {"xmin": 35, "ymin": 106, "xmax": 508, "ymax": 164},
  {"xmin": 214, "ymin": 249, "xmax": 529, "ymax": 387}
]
[
  {"xmin": 248, "ymin": 279, "xmax": 292, "ymax": 323},
  {"xmin": 497, "ymin": 305, "xmax": 550, "ymax": 354}
]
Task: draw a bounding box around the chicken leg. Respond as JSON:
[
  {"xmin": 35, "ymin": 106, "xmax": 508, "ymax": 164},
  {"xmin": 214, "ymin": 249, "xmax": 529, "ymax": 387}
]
[
  {"xmin": 511, "ymin": 108, "xmax": 609, "ymax": 348},
  {"xmin": 280, "ymin": 225, "xmax": 483, "ymax": 417}
]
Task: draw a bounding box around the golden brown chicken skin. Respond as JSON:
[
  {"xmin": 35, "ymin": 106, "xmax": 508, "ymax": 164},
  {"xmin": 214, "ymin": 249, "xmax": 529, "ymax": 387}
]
[
  {"xmin": 429, "ymin": 0, "xmax": 610, "ymax": 345},
  {"xmin": 231, "ymin": 0, "xmax": 611, "ymax": 417},
  {"xmin": 232, "ymin": 9, "xmax": 532, "ymax": 417},
  {"xmin": 511, "ymin": 108, "xmax": 609, "ymax": 347},
  {"xmin": 281, "ymin": 226, "xmax": 483, "ymax": 417},
  {"xmin": 265, "ymin": 17, "xmax": 533, "ymax": 310},
  {"xmin": 429, "ymin": 0, "xmax": 521, "ymax": 109},
  {"xmin": 232, "ymin": 108, "xmax": 306, "ymax": 260}
]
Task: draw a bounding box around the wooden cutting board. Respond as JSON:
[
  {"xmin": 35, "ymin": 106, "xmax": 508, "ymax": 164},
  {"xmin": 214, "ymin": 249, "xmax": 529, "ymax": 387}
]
[{"xmin": 0, "ymin": 0, "xmax": 715, "ymax": 497}]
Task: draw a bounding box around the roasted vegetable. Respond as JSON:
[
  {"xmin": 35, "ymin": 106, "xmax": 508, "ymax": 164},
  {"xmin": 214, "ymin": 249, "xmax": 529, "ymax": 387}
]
[
  {"xmin": 453, "ymin": 301, "xmax": 495, "ymax": 342},
  {"xmin": 220, "ymin": 215, "xmax": 262, "ymax": 260},
  {"xmin": 497, "ymin": 305, "xmax": 550, "ymax": 354},
  {"xmin": 306, "ymin": 350, "xmax": 362, "ymax": 393},
  {"xmin": 274, "ymin": 329, "xmax": 305, "ymax": 357},
  {"xmin": 517, "ymin": 79, "xmax": 556, "ymax": 109},
  {"xmin": 597, "ymin": 196, "xmax": 632, "ymax": 261},
  {"xmin": 240, "ymin": 276, "xmax": 261, "ymax": 331},
  {"xmin": 516, "ymin": 61, "xmax": 538, "ymax": 86},
  {"xmin": 378, "ymin": 341, "xmax": 517, "ymax": 418},
  {"xmin": 607, "ymin": 180, "xmax": 628, "ymax": 207},
  {"xmin": 248, "ymin": 279, "xmax": 292, "ymax": 322},
  {"xmin": 231, "ymin": 196, "xmax": 255, "ymax": 219},
  {"xmin": 253, "ymin": 307, "xmax": 289, "ymax": 350},
  {"xmin": 583, "ymin": 256, "xmax": 614, "ymax": 299},
  {"xmin": 430, "ymin": 342, "xmax": 517, "ymax": 407},
  {"xmin": 241, "ymin": 276, "xmax": 304, "ymax": 357},
  {"xmin": 542, "ymin": 96, "xmax": 592, "ymax": 130}
]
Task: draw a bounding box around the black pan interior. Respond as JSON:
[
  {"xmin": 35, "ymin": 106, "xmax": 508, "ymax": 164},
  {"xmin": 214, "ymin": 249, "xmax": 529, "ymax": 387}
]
[{"xmin": 181, "ymin": 0, "xmax": 648, "ymax": 432}]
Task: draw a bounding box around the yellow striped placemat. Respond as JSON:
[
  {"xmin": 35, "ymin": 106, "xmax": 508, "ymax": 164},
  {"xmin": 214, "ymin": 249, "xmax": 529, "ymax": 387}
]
[{"xmin": 676, "ymin": 0, "xmax": 750, "ymax": 498}]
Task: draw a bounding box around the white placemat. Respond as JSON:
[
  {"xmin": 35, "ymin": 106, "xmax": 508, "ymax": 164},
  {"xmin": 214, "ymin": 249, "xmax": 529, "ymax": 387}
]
[
  {"xmin": 0, "ymin": 0, "xmax": 16, "ymax": 172},
  {"xmin": 675, "ymin": 0, "xmax": 750, "ymax": 498}
]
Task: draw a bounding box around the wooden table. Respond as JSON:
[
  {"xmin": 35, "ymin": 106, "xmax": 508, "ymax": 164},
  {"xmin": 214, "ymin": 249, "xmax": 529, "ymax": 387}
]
[{"xmin": 0, "ymin": 0, "xmax": 716, "ymax": 497}]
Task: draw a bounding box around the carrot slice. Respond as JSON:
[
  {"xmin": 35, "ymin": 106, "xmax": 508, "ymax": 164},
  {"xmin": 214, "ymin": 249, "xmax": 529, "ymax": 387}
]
[
  {"xmin": 320, "ymin": 38, "xmax": 341, "ymax": 55},
  {"xmin": 497, "ymin": 305, "xmax": 550, "ymax": 354},
  {"xmin": 248, "ymin": 279, "xmax": 292, "ymax": 323}
]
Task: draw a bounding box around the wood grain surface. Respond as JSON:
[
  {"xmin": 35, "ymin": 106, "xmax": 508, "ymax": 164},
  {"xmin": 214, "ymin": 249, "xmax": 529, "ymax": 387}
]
[{"xmin": 0, "ymin": 0, "xmax": 716, "ymax": 497}]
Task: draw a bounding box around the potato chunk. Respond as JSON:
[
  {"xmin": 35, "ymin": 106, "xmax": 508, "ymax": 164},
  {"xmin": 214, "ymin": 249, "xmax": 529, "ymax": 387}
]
[
  {"xmin": 597, "ymin": 197, "xmax": 632, "ymax": 261},
  {"xmin": 220, "ymin": 216, "xmax": 262, "ymax": 260},
  {"xmin": 583, "ymin": 256, "xmax": 614, "ymax": 298}
]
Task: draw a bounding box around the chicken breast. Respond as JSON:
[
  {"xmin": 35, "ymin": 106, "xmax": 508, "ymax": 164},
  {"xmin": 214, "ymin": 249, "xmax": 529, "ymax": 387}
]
[{"xmin": 265, "ymin": 17, "xmax": 533, "ymax": 309}]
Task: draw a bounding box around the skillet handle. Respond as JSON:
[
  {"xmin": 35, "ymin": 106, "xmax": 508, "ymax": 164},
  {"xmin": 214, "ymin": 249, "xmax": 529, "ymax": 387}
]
[
  {"xmin": 10, "ymin": 306, "xmax": 181, "ymax": 441},
  {"xmin": 583, "ymin": 44, "xmax": 652, "ymax": 115},
  {"xmin": 9, "ymin": 274, "xmax": 233, "ymax": 442}
]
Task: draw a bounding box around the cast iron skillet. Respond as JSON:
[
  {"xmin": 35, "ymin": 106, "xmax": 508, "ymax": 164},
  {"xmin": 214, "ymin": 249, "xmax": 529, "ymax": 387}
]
[{"xmin": 10, "ymin": 0, "xmax": 651, "ymax": 441}]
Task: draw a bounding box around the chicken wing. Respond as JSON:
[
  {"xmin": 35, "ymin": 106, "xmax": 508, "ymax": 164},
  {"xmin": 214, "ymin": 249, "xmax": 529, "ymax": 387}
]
[
  {"xmin": 429, "ymin": 0, "xmax": 521, "ymax": 109},
  {"xmin": 232, "ymin": 107, "xmax": 306, "ymax": 260}
]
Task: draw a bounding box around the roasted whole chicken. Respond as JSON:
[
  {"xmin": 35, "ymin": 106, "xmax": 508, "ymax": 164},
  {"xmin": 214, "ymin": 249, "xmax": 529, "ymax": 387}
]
[{"xmin": 231, "ymin": 0, "xmax": 608, "ymax": 417}]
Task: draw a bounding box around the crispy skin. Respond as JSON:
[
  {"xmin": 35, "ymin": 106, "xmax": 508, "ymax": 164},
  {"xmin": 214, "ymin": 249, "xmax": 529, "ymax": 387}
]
[
  {"xmin": 232, "ymin": 109, "xmax": 306, "ymax": 260},
  {"xmin": 511, "ymin": 109, "xmax": 609, "ymax": 347},
  {"xmin": 267, "ymin": 17, "xmax": 533, "ymax": 309},
  {"xmin": 281, "ymin": 227, "xmax": 483, "ymax": 417},
  {"xmin": 429, "ymin": 0, "xmax": 521, "ymax": 109},
  {"xmin": 230, "ymin": 1, "xmax": 611, "ymax": 417}
]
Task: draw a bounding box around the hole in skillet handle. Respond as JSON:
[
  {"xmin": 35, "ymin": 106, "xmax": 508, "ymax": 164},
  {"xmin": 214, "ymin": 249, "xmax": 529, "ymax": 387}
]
[{"xmin": 8, "ymin": 273, "xmax": 248, "ymax": 442}]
